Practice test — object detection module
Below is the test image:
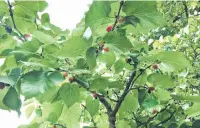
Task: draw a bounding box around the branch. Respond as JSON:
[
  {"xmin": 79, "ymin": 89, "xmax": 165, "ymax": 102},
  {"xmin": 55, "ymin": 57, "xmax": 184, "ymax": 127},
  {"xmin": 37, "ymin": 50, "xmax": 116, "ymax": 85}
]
[
  {"xmin": 112, "ymin": 70, "xmax": 136, "ymax": 115},
  {"xmin": 112, "ymin": 0, "xmax": 124, "ymax": 31},
  {"xmin": 112, "ymin": 64, "xmax": 152, "ymax": 116},
  {"xmin": 98, "ymin": 95, "xmax": 113, "ymax": 115},
  {"xmin": 7, "ymin": 0, "xmax": 25, "ymax": 40},
  {"xmin": 74, "ymin": 77, "xmax": 113, "ymax": 115},
  {"xmin": 182, "ymin": 1, "xmax": 189, "ymax": 19},
  {"xmin": 74, "ymin": 77, "xmax": 90, "ymax": 90}
]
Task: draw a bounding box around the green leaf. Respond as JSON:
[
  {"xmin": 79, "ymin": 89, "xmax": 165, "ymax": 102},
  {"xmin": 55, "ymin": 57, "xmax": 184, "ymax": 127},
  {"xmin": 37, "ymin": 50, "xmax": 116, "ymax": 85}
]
[
  {"xmin": 43, "ymin": 44, "xmax": 59, "ymax": 55},
  {"xmin": 123, "ymin": 1, "xmax": 165, "ymax": 33},
  {"xmin": 171, "ymin": 95, "xmax": 200, "ymax": 103},
  {"xmin": 0, "ymin": 26, "xmax": 6, "ymax": 34},
  {"xmin": 114, "ymin": 60, "xmax": 125, "ymax": 74},
  {"xmin": 9, "ymin": 68, "xmax": 21, "ymax": 81},
  {"xmin": 103, "ymin": 31, "xmax": 133, "ymax": 52},
  {"xmin": 14, "ymin": 7, "xmax": 33, "ymax": 21},
  {"xmin": 77, "ymin": 58, "xmax": 87, "ymax": 69},
  {"xmin": 0, "ymin": 76, "xmax": 15, "ymax": 86},
  {"xmin": 86, "ymin": 96, "xmax": 99, "ymax": 117},
  {"xmin": 96, "ymin": 113, "xmax": 109, "ymax": 128},
  {"xmin": 35, "ymin": 107, "xmax": 42, "ymax": 117},
  {"xmin": 169, "ymin": 123, "xmax": 178, "ymax": 128},
  {"xmin": 86, "ymin": 47, "xmax": 97, "ymax": 70},
  {"xmin": 140, "ymin": 51, "xmax": 190, "ymax": 72},
  {"xmin": 85, "ymin": 1, "xmax": 111, "ymax": 33},
  {"xmin": 185, "ymin": 103, "xmax": 200, "ymax": 118},
  {"xmin": 41, "ymin": 13, "xmax": 50, "ymax": 24},
  {"xmin": 59, "ymin": 83, "xmax": 80, "ymax": 108},
  {"xmin": 14, "ymin": 17, "xmax": 36, "ymax": 33},
  {"xmin": 192, "ymin": 120, "xmax": 200, "ymax": 128},
  {"xmin": 1, "ymin": 55, "xmax": 17, "ymax": 71},
  {"xmin": 116, "ymin": 120, "xmax": 131, "ymax": 128},
  {"xmin": 109, "ymin": 81, "xmax": 124, "ymax": 89},
  {"xmin": 36, "ymin": 86, "xmax": 59, "ymax": 103},
  {"xmin": 0, "ymin": 1, "xmax": 8, "ymax": 18},
  {"xmin": 20, "ymin": 70, "xmax": 56, "ymax": 98},
  {"xmin": 154, "ymin": 89, "xmax": 171, "ymax": 102},
  {"xmin": 57, "ymin": 36, "xmax": 88, "ymax": 58},
  {"xmin": 98, "ymin": 51, "xmax": 116, "ymax": 68},
  {"xmin": 3, "ymin": 87, "xmax": 22, "ymax": 113},
  {"xmin": 90, "ymin": 77, "xmax": 109, "ymax": 90},
  {"xmin": 32, "ymin": 30, "xmax": 56, "ymax": 44},
  {"xmin": 158, "ymin": 52, "xmax": 190, "ymax": 72},
  {"xmin": 179, "ymin": 123, "xmax": 190, "ymax": 128},
  {"xmin": 42, "ymin": 101, "xmax": 63, "ymax": 122},
  {"xmin": 0, "ymin": 87, "xmax": 10, "ymax": 110},
  {"xmin": 124, "ymin": 15, "xmax": 140, "ymax": 27},
  {"xmin": 147, "ymin": 73, "xmax": 174, "ymax": 88},
  {"xmin": 25, "ymin": 103, "xmax": 35, "ymax": 118},
  {"xmin": 138, "ymin": 89, "xmax": 147, "ymax": 106},
  {"xmin": 119, "ymin": 93, "xmax": 138, "ymax": 113},
  {"xmin": 18, "ymin": 123, "xmax": 40, "ymax": 128},
  {"xmin": 48, "ymin": 71, "xmax": 65, "ymax": 85},
  {"xmin": 15, "ymin": 1, "xmax": 48, "ymax": 13},
  {"xmin": 143, "ymin": 94, "xmax": 159, "ymax": 109},
  {"xmin": 21, "ymin": 41, "xmax": 42, "ymax": 53},
  {"xmin": 135, "ymin": 72, "xmax": 147, "ymax": 85},
  {"xmin": 59, "ymin": 103, "xmax": 82, "ymax": 128},
  {"xmin": 0, "ymin": 36, "xmax": 15, "ymax": 54}
]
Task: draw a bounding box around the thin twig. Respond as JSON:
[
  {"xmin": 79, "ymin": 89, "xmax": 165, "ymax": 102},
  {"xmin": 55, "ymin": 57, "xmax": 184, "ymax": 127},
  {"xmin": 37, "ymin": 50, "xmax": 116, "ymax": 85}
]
[
  {"xmin": 138, "ymin": 105, "xmax": 170, "ymax": 127},
  {"xmin": 81, "ymin": 105, "xmax": 97, "ymax": 127},
  {"xmin": 35, "ymin": 17, "xmax": 39, "ymax": 30},
  {"xmin": 132, "ymin": 113, "xmax": 142, "ymax": 126},
  {"xmin": 155, "ymin": 111, "xmax": 176, "ymax": 127},
  {"xmin": 129, "ymin": 64, "xmax": 152, "ymax": 90},
  {"xmin": 7, "ymin": 0, "xmax": 25, "ymax": 40},
  {"xmin": 112, "ymin": 0, "xmax": 124, "ymax": 31},
  {"xmin": 106, "ymin": 95, "xmax": 118, "ymax": 102},
  {"xmin": 112, "ymin": 90, "xmax": 120, "ymax": 99}
]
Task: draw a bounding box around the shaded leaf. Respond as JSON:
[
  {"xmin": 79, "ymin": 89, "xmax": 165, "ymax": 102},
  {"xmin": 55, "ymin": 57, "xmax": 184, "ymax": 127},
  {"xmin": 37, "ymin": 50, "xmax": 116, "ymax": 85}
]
[
  {"xmin": 3, "ymin": 87, "xmax": 21, "ymax": 114},
  {"xmin": 20, "ymin": 70, "xmax": 56, "ymax": 98},
  {"xmin": 86, "ymin": 47, "xmax": 97, "ymax": 70}
]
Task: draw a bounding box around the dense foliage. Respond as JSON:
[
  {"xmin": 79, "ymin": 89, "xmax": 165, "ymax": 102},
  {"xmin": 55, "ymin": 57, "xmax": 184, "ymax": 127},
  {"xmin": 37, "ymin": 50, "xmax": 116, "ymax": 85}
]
[{"xmin": 0, "ymin": 1, "xmax": 199, "ymax": 128}]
